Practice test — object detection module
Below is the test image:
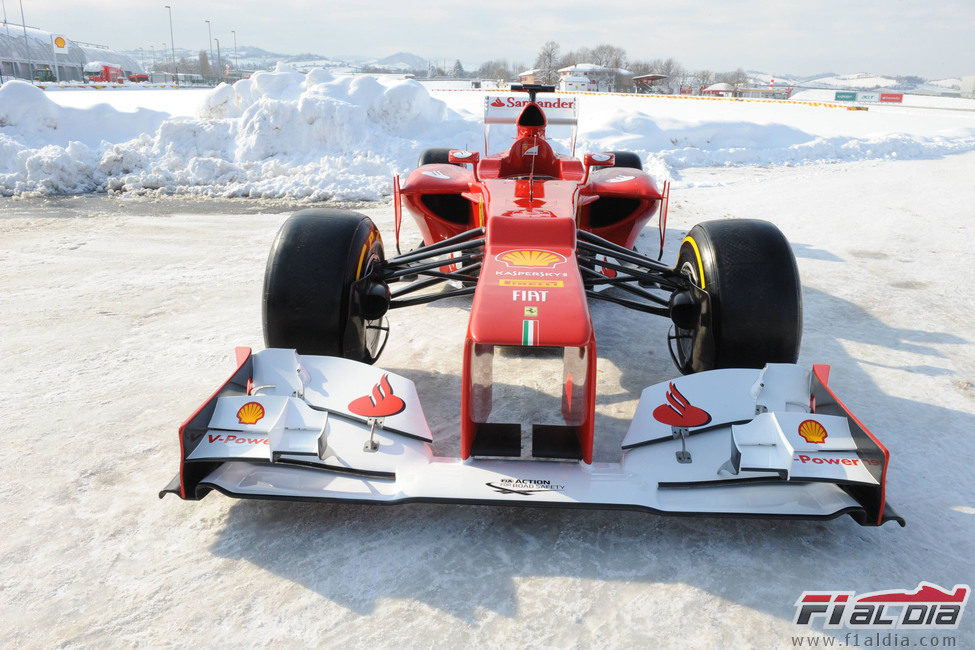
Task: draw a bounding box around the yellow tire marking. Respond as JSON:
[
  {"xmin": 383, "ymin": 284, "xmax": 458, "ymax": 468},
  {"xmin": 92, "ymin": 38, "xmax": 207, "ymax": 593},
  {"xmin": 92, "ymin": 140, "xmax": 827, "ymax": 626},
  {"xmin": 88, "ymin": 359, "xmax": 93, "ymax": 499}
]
[
  {"xmin": 355, "ymin": 230, "xmax": 376, "ymax": 278},
  {"xmin": 682, "ymin": 235, "xmax": 706, "ymax": 289}
]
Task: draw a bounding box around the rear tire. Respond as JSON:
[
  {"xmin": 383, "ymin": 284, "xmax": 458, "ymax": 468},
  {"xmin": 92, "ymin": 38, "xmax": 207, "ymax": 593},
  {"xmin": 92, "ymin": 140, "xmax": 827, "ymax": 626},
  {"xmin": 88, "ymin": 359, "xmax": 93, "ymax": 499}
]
[
  {"xmin": 263, "ymin": 209, "xmax": 388, "ymax": 363},
  {"xmin": 673, "ymin": 219, "xmax": 802, "ymax": 373},
  {"xmin": 607, "ymin": 150, "xmax": 643, "ymax": 170}
]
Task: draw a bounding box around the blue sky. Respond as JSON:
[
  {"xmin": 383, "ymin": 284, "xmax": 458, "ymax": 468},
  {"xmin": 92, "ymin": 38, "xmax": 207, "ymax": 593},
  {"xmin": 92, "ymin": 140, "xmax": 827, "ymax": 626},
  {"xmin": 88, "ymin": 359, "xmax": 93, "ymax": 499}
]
[{"xmin": 10, "ymin": 0, "xmax": 974, "ymax": 78}]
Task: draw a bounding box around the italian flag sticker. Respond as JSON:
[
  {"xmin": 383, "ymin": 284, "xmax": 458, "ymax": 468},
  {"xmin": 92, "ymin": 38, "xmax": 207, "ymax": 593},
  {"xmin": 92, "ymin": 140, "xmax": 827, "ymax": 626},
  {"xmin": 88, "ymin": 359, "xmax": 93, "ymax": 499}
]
[{"xmin": 522, "ymin": 319, "xmax": 539, "ymax": 346}]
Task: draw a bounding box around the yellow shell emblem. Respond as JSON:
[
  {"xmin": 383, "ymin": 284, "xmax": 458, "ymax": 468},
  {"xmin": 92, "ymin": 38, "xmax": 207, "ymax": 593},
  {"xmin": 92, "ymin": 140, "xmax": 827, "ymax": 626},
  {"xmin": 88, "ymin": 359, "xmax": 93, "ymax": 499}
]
[
  {"xmin": 797, "ymin": 419, "xmax": 828, "ymax": 444},
  {"xmin": 236, "ymin": 401, "xmax": 266, "ymax": 425},
  {"xmin": 497, "ymin": 249, "xmax": 566, "ymax": 268}
]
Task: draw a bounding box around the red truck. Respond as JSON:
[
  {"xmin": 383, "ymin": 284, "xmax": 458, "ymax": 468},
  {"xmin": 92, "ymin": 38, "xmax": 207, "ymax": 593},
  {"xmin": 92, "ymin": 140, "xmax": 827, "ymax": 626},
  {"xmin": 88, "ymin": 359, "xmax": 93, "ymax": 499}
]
[{"xmin": 84, "ymin": 63, "xmax": 124, "ymax": 83}]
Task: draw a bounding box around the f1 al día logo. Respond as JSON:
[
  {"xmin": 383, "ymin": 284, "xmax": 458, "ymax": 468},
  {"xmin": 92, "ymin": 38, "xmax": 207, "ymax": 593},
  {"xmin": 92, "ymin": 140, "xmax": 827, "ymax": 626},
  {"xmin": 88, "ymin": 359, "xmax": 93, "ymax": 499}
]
[{"xmin": 794, "ymin": 582, "xmax": 969, "ymax": 630}]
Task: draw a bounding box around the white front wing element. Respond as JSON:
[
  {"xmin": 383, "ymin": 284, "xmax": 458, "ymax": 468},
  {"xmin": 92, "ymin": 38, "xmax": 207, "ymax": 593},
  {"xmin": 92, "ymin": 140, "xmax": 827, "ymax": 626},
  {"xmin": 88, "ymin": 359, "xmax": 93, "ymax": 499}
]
[{"xmin": 168, "ymin": 351, "xmax": 899, "ymax": 525}]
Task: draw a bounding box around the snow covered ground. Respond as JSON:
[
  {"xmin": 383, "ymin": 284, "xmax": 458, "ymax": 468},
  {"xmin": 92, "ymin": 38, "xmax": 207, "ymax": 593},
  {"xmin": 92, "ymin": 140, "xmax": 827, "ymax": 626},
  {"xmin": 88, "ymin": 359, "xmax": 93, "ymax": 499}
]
[
  {"xmin": 1, "ymin": 74, "xmax": 975, "ymax": 647},
  {"xmin": 2, "ymin": 65, "xmax": 974, "ymax": 199}
]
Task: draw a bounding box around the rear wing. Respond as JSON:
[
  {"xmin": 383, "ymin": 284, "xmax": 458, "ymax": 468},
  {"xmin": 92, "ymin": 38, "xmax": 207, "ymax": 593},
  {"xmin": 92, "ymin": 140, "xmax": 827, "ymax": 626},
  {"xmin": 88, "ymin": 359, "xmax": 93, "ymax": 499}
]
[{"xmin": 483, "ymin": 94, "xmax": 579, "ymax": 156}]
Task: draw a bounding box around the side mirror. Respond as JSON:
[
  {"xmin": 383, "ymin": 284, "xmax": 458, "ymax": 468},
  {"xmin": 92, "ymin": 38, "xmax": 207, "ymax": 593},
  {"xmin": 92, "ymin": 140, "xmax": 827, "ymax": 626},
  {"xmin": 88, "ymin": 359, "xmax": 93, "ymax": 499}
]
[
  {"xmin": 448, "ymin": 150, "xmax": 479, "ymax": 181},
  {"xmin": 584, "ymin": 153, "xmax": 615, "ymax": 167},
  {"xmin": 449, "ymin": 150, "xmax": 479, "ymax": 165},
  {"xmin": 583, "ymin": 152, "xmax": 615, "ymax": 183}
]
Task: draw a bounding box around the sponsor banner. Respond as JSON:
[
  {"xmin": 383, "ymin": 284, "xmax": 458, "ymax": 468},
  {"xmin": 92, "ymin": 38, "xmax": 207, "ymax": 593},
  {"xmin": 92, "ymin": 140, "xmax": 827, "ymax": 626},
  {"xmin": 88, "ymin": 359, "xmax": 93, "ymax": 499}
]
[
  {"xmin": 484, "ymin": 95, "xmax": 578, "ymax": 125},
  {"xmin": 52, "ymin": 35, "xmax": 68, "ymax": 52},
  {"xmin": 880, "ymin": 92, "xmax": 904, "ymax": 103},
  {"xmin": 857, "ymin": 92, "xmax": 880, "ymax": 103},
  {"xmin": 834, "ymin": 91, "xmax": 857, "ymax": 102}
]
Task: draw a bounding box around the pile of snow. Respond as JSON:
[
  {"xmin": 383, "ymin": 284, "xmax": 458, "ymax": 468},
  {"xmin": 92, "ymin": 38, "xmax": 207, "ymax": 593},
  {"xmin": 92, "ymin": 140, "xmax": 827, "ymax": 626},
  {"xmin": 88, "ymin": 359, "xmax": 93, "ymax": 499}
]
[
  {"xmin": 0, "ymin": 64, "xmax": 478, "ymax": 199},
  {"xmin": 3, "ymin": 64, "xmax": 975, "ymax": 199}
]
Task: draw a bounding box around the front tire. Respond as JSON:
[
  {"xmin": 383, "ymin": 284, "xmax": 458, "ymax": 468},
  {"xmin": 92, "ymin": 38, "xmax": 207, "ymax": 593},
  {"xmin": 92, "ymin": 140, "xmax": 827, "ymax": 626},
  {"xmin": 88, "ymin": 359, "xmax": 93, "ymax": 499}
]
[
  {"xmin": 263, "ymin": 209, "xmax": 388, "ymax": 363},
  {"xmin": 672, "ymin": 219, "xmax": 802, "ymax": 373},
  {"xmin": 418, "ymin": 148, "xmax": 459, "ymax": 166},
  {"xmin": 607, "ymin": 150, "xmax": 643, "ymax": 170}
]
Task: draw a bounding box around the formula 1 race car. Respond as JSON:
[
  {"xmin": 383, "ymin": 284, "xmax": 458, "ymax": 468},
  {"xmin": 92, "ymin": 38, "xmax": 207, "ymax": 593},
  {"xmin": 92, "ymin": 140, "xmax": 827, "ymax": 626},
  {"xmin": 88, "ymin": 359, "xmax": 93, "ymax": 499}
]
[{"xmin": 161, "ymin": 85, "xmax": 903, "ymax": 527}]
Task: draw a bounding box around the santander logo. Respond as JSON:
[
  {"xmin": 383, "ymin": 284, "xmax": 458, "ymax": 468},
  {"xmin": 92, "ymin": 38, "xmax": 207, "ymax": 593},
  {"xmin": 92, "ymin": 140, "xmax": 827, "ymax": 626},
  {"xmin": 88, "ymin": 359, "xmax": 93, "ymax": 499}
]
[
  {"xmin": 488, "ymin": 96, "xmax": 576, "ymax": 109},
  {"xmin": 347, "ymin": 374, "xmax": 406, "ymax": 418}
]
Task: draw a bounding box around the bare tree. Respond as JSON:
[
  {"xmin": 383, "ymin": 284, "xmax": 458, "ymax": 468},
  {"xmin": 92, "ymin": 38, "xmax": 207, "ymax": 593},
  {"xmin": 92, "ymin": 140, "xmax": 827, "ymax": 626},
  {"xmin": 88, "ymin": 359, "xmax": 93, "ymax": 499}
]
[
  {"xmin": 199, "ymin": 51, "xmax": 211, "ymax": 77},
  {"xmin": 590, "ymin": 43, "xmax": 627, "ymax": 70},
  {"xmin": 732, "ymin": 67, "xmax": 748, "ymax": 88},
  {"xmin": 533, "ymin": 40, "xmax": 561, "ymax": 84},
  {"xmin": 694, "ymin": 69, "xmax": 715, "ymax": 87},
  {"xmin": 476, "ymin": 59, "xmax": 514, "ymax": 81}
]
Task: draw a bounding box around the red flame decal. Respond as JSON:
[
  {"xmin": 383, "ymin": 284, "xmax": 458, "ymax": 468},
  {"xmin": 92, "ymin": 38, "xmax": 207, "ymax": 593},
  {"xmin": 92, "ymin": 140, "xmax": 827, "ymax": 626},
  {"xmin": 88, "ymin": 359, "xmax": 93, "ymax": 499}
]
[
  {"xmin": 347, "ymin": 374, "xmax": 406, "ymax": 418},
  {"xmin": 857, "ymin": 584, "xmax": 969, "ymax": 604},
  {"xmin": 490, "ymin": 97, "xmax": 505, "ymax": 107},
  {"xmin": 652, "ymin": 383, "xmax": 711, "ymax": 427}
]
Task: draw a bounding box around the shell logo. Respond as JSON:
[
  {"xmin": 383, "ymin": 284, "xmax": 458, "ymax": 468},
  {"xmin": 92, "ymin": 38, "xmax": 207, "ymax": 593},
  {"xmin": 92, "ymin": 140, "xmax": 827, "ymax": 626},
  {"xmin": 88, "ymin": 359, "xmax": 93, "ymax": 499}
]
[
  {"xmin": 797, "ymin": 419, "xmax": 828, "ymax": 444},
  {"xmin": 54, "ymin": 36, "xmax": 66, "ymax": 49},
  {"xmin": 496, "ymin": 249, "xmax": 567, "ymax": 269},
  {"xmin": 236, "ymin": 401, "xmax": 266, "ymax": 425}
]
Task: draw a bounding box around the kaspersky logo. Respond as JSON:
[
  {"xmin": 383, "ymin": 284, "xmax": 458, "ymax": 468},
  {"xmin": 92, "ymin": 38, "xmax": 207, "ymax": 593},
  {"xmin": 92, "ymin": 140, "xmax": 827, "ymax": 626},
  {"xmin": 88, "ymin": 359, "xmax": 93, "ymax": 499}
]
[{"xmin": 794, "ymin": 582, "xmax": 969, "ymax": 629}]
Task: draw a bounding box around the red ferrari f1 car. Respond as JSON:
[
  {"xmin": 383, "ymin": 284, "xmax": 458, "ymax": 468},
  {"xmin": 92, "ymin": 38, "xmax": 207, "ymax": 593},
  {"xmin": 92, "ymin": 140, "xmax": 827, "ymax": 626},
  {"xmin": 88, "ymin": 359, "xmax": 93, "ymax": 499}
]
[{"xmin": 162, "ymin": 85, "xmax": 902, "ymax": 527}]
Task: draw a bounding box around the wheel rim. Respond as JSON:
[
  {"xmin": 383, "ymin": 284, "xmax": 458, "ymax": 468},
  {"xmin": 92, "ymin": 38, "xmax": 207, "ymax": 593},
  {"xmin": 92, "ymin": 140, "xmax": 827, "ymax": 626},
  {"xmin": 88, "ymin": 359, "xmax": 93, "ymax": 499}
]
[{"xmin": 673, "ymin": 259, "xmax": 701, "ymax": 366}]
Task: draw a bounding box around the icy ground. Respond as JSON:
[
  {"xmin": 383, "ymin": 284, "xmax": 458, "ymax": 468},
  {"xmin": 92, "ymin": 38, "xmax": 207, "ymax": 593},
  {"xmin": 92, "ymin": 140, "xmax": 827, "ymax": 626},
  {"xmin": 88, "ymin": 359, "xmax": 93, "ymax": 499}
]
[{"xmin": 2, "ymin": 149, "xmax": 974, "ymax": 646}]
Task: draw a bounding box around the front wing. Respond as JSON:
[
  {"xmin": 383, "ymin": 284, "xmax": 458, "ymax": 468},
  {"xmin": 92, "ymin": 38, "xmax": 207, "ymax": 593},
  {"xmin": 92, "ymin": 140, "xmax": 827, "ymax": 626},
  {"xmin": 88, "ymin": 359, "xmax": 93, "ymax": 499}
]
[{"xmin": 160, "ymin": 349, "xmax": 904, "ymax": 527}]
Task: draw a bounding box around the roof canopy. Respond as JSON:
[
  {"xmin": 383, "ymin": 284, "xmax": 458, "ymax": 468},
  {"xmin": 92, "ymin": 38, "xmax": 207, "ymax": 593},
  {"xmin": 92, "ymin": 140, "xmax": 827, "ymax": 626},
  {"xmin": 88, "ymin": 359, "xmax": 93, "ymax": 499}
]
[
  {"xmin": 633, "ymin": 73, "xmax": 668, "ymax": 81},
  {"xmin": 558, "ymin": 63, "xmax": 631, "ymax": 75},
  {"xmin": 0, "ymin": 26, "xmax": 142, "ymax": 73}
]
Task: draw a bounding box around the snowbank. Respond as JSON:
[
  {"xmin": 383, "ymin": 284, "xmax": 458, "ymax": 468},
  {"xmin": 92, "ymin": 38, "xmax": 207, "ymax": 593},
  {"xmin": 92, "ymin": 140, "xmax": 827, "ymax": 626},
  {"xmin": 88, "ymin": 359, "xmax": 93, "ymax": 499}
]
[
  {"xmin": 1, "ymin": 65, "xmax": 477, "ymax": 200},
  {"xmin": 2, "ymin": 65, "xmax": 975, "ymax": 198}
]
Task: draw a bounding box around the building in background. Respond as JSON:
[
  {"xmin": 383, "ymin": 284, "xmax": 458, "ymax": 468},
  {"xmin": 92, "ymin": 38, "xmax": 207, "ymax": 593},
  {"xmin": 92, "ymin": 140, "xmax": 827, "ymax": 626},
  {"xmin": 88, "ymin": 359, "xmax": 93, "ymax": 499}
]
[
  {"xmin": 556, "ymin": 63, "xmax": 630, "ymax": 93},
  {"xmin": 632, "ymin": 73, "xmax": 668, "ymax": 93},
  {"xmin": 558, "ymin": 75, "xmax": 589, "ymax": 92},
  {"xmin": 702, "ymin": 82, "xmax": 735, "ymax": 97},
  {"xmin": 0, "ymin": 25, "xmax": 142, "ymax": 82}
]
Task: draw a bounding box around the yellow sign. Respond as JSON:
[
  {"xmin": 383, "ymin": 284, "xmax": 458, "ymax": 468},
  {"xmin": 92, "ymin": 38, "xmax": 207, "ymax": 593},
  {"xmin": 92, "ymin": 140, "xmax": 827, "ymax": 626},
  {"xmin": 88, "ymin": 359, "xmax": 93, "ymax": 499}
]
[{"xmin": 53, "ymin": 35, "xmax": 68, "ymax": 52}]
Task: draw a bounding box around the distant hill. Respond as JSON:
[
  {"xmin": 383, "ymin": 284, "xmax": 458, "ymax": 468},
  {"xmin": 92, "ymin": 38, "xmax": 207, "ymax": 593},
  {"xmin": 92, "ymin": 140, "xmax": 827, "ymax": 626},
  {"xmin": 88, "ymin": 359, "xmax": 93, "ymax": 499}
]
[
  {"xmin": 370, "ymin": 51, "xmax": 428, "ymax": 71},
  {"xmin": 119, "ymin": 46, "xmax": 960, "ymax": 94}
]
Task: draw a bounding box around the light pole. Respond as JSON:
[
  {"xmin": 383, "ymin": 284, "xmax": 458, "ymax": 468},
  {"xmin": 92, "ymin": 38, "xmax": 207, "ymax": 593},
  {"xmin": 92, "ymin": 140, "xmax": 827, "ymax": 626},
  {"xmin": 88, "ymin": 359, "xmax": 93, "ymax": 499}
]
[
  {"xmin": 214, "ymin": 37, "xmax": 221, "ymax": 79},
  {"xmin": 164, "ymin": 5, "xmax": 178, "ymax": 86},
  {"xmin": 19, "ymin": 0, "xmax": 33, "ymax": 80},
  {"xmin": 231, "ymin": 29, "xmax": 238, "ymax": 72},
  {"xmin": 204, "ymin": 19, "xmax": 212, "ymax": 75}
]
